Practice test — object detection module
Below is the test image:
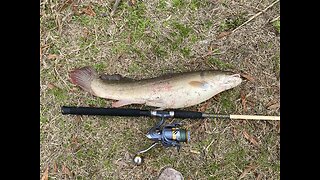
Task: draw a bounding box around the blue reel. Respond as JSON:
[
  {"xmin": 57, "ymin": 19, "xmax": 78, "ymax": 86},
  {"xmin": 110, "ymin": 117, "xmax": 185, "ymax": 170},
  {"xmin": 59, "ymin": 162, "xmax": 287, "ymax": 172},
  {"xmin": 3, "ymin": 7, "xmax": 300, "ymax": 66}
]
[{"xmin": 133, "ymin": 112, "xmax": 190, "ymax": 165}]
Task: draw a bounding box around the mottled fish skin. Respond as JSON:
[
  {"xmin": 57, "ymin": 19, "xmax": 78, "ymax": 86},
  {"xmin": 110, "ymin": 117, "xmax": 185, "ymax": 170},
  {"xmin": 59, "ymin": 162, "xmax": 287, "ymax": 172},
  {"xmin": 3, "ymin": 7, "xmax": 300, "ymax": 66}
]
[{"xmin": 70, "ymin": 67, "xmax": 242, "ymax": 109}]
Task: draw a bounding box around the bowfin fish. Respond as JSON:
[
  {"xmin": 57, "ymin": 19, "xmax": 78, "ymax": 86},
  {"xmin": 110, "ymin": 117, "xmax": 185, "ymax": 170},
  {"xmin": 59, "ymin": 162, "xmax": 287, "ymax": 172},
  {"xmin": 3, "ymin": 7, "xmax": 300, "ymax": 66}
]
[{"xmin": 70, "ymin": 66, "xmax": 242, "ymax": 109}]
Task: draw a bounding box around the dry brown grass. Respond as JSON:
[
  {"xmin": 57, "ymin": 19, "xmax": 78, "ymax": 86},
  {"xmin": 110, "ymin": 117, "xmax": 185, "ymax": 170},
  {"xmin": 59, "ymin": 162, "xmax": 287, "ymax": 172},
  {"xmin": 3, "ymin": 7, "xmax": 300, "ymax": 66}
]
[{"xmin": 40, "ymin": 0, "xmax": 280, "ymax": 179}]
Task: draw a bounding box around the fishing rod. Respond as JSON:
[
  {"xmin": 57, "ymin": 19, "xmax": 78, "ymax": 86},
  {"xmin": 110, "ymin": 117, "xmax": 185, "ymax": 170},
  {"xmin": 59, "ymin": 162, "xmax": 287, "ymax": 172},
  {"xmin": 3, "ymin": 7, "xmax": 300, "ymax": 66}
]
[
  {"xmin": 61, "ymin": 106, "xmax": 280, "ymax": 165},
  {"xmin": 61, "ymin": 106, "xmax": 280, "ymax": 121}
]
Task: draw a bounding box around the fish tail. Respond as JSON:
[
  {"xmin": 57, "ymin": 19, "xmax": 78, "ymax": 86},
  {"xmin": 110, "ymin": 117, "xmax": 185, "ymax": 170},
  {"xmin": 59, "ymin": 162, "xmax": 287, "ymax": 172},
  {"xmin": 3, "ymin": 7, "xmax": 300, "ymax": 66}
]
[{"xmin": 69, "ymin": 66, "xmax": 97, "ymax": 93}]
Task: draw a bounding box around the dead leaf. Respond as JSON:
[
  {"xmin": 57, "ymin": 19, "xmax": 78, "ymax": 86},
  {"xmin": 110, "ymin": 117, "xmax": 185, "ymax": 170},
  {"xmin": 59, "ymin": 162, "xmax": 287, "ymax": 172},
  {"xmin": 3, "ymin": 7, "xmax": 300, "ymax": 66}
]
[
  {"xmin": 256, "ymin": 173, "xmax": 262, "ymax": 180},
  {"xmin": 107, "ymin": 23, "xmax": 117, "ymax": 35},
  {"xmin": 124, "ymin": 151, "xmax": 132, "ymax": 161},
  {"xmin": 59, "ymin": 0, "xmax": 73, "ymax": 11},
  {"xmin": 243, "ymin": 131, "xmax": 259, "ymax": 147},
  {"xmin": 203, "ymin": 45, "xmax": 219, "ymax": 58},
  {"xmin": 193, "ymin": 121, "xmax": 205, "ymax": 132},
  {"xmin": 266, "ymin": 99, "xmax": 277, "ymax": 107},
  {"xmin": 202, "ymin": 50, "xmax": 213, "ymax": 58},
  {"xmin": 127, "ymin": 34, "xmax": 132, "ymax": 44},
  {"xmin": 240, "ymin": 91, "xmax": 247, "ymax": 112},
  {"xmin": 41, "ymin": 166, "xmax": 49, "ymax": 180},
  {"xmin": 213, "ymin": 94, "xmax": 220, "ymax": 101},
  {"xmin": 217, "ymin": 31, "xmax": 231, "ymax": 39},
  {"xmin": 245, "ymin": 97, "xmax": 254, "ymax": 107},
  {"xmin": 240, "ymin": 73, "xmax": 255, "ymax": 82},
  {"xmin": 233, "ymin": 127, "xmax": 238, "ymax": 136},
  {"xmin": 71, "ymin": 134, "xmax": 82, "ymax": 152},
  {"xmin": 74, "ymin": 116, "xmax": 82, "ymax": 125},
  {"xmin": 208, "ymin": 44, "xmax": 218, "ymax": 51},
  {"xmin": 40, "ymin": 45, "xmax": 49, "ymax": 62},
  {"xmin": 197, "ymin": 100, "xmax": 212, "ymax": 112},
  {"xmin": 40, "ymin": 47, "xmax": 42, "ymax": 62},
  {"xmin": 81, "ymin": 5, "xmax": 96, "ymax": 16},
  {"xmin": 190, "ymin": 149, "xmax": 201, "ymax": 155},
  {"xmin": 47, "ymin": 54, "xmax": 58, "ymax": 60},
  {"xmin": 128, "ymin": 0, "xmax": 136, "ymax": 6},
  {"xmin": 72, "ymin": 4, "xmax": 80, "ymax": 15},
  {"xmin": 70, "ymin": 87, "xmax": 79, "ymax": 92},
  {"xmin": 71, "ymin": 135, "xmax": 78, "ymax": 144},
  {"xmin": 47, "ymin": 83, "xmax": 56, "ymax": 89},
  {"xmin": 238, "ymin": 164, "xmax": 257, "ymax": 180},
  {"xmin": 53, "ymin": 162, "xmax": 58, "ymax": 173},
  {"xmin": 267, "ymin": 102, "xmax": 280, "ymax": 110},
  {"xmin": 113, "ymin": 159, "xmax": 128, "ymax": 167},
  {"xmin": 62, "ymin": 165, "xmax": 72, "ymax": 177},
  {"xmin": 82, "ymin": 28, "xmax": 90, "ymax": 38}
]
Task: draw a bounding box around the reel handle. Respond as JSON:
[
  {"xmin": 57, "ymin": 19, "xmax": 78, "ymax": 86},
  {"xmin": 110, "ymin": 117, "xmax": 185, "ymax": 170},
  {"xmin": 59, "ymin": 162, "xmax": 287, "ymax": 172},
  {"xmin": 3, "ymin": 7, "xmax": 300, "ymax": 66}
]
[{"xmin": 133, "ymin": 142, "xmax": 160, "ymax": 166}]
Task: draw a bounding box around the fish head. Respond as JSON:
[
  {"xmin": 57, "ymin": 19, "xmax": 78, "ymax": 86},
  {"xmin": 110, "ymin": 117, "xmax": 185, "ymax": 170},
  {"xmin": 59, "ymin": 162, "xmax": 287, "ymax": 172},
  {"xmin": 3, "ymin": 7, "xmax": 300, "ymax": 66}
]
[{"xmin": 208, "ymin": 71, "xmax": 242, "ymax": 90}]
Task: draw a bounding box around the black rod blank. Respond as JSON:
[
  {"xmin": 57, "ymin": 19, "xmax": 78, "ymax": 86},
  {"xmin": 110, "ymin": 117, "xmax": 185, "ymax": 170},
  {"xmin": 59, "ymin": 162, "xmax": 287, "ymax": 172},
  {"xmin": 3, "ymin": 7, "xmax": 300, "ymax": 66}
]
[{"xmin": 61, "ymin": 106, "xmax": 204, "ymax": 119}]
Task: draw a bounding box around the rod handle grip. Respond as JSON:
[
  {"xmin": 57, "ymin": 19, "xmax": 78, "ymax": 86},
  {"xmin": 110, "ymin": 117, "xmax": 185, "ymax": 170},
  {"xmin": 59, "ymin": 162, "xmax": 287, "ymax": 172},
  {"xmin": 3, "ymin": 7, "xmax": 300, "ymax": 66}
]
[
  {"xmin": 61, "ymin": 106, "xmax": 150, "ymax": 117},
  {"xmin": 173, "ymin": 111, "xmax": 203, "ymax": 119}
]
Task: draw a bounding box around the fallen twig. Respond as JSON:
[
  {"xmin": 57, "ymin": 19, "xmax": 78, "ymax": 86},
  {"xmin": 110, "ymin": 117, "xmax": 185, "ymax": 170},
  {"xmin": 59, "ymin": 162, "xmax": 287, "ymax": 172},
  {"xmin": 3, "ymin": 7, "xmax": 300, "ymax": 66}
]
[
  {"xmin": 190, "ymin": 149, "xmax": 201, "ymax": 155},
  {"xmin": 270, "ymin": 15, "xmax": 280, "ymax": 23},
  {"xmin": 205, "ymin": 138, "xmax": 215, "ymax": 152},
  {"xmin": 110, "ymin": 0, "xmax": 121, "ymax": 17},
  {"xmin": 232, "ymin": 0, "xmax": 279, "ymax": 33}
]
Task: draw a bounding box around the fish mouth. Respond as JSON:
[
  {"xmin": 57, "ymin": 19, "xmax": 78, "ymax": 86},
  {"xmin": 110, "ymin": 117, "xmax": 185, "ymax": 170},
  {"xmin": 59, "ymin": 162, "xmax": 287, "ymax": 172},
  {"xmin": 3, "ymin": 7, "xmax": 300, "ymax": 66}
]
[
  {"xmin": 230, "ymin": 74, "xmax": 241, "ymax": 78},
  {"xmin": 220, "ymin": 73, "xmax": 242, "ymax": 88},
  {"xmin": 220, "ymin": 71, "xmax": 241, "ymax": 77}
]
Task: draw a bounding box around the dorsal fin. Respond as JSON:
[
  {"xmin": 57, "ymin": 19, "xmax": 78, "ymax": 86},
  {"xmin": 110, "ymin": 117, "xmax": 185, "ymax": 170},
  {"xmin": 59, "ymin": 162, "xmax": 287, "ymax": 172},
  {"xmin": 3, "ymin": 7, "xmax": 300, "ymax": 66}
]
[
  {"xmin": 99, "ymin": 74, "xmax": 136, "ymax": 82},
  {"xmin": 100, "ymin": 74, "xmax": 122, "ymax": 81}
]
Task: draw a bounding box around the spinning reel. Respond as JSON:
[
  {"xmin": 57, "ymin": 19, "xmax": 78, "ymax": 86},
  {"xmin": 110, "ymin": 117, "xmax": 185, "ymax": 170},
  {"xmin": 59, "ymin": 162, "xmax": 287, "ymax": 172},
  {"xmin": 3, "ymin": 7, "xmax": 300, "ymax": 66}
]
[{"xmin": 133, "ymin": 111, "xmax": 190, "ymax": 165}]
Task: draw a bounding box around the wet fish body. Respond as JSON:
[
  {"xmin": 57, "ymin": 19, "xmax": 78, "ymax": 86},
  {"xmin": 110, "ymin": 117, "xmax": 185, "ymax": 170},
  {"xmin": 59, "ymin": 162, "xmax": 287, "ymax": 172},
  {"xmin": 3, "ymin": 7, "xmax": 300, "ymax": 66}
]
[{"xmin": 70, "ymin": 67, "xmax": 242, "ymax": 109}]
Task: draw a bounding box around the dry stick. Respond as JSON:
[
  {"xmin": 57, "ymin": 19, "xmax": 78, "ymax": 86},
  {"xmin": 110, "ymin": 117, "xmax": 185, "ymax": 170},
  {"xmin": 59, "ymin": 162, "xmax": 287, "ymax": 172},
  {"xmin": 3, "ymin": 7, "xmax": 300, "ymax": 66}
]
[
  {"xmin": 54, "ymin": 67, "xmax": 70, "ymax": 91},
  {"xmin": 110, "ymin": 0, "xmax": 121, "ymax": 17},
  {"xmin": 205, "ymin": 138, "xmax": 215, "ymax": 152},
  {"xmin": 270, "ymin": 15, "xmax": 280, "ymax": 23},
  {"xmin": 40, "ymin": 47, "xmax": 43, "ymax": 62},
  {"xmin": 232, "ymin": 0, "xmax": 280, "ymax": 33}
]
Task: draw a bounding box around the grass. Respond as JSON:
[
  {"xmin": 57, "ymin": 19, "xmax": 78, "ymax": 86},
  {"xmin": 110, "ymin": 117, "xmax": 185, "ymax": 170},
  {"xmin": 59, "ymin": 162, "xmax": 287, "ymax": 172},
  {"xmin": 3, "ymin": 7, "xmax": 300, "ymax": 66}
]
[
  {"xmin": 48, "ymin": 87, "xmax": 67, "ymax": 101},
  {"xmin": 219, "ymin": 13, "xmax": 247, "ymax": 32},
  {"xmin": 272, "ymin": 53, "xmax": 280, "ymax": 80},
  {"xmin": 207, "ymin": 57, "xmax": 235, "ymax": 70},
  {"xmin": 272, "ymin": 19, "xmax": 280, "ymax": 34},
  {"xmin": 41, "ymin": 0, "xmax": 280, "ymax": 179},
  {"xmin": 219, "ymin": 91, "xmax": 238, "ymax": 113}
]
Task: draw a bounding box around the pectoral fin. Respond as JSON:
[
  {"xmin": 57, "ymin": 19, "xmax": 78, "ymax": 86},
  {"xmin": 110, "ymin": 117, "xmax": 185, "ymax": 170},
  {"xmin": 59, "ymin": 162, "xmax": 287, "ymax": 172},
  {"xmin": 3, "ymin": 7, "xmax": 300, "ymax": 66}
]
[
  {"xmin": 188, "ymin": 81, "xmax": 210, "ymax": 89},
  {"xmin": 112, "ymin": 99, "xmax": 145, "ymax": 107}
]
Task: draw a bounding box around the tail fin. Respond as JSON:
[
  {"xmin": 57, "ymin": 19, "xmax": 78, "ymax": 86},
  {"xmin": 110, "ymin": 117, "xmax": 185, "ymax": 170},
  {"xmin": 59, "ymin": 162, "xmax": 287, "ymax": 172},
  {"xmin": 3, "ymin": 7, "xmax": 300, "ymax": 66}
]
[{"xmin": 69, "ymin": 66, "xmax": 97, "ymax": 93}]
